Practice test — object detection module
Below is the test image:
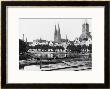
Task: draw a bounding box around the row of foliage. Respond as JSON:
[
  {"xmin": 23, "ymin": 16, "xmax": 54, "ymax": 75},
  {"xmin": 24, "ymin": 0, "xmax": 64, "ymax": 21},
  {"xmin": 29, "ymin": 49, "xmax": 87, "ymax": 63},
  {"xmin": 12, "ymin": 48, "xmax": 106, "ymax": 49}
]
[
  {"xmin": 67, "ymin": 44, "xmax": 92, "ymax": 53},
  {"xmin": 29, "ymin": 44, "xmax": 92, "ymax": 53},
  {"xmin": 19, "ymin": 39, "xmax": 92, "ymax": 61},
  {"xmin": 29, "ymin": 45, "xmax": 64, "ymax": 51},
  {"xmin": 19, "ymin": 39, "xmax": 92, "ymax": 54}
]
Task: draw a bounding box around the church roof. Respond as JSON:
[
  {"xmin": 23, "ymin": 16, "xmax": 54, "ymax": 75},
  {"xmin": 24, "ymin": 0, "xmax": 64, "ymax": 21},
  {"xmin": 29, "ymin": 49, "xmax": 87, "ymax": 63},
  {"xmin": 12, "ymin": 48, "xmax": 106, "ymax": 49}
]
[
  {"xmin": 61, "ymin": 39, "xmax": 68, "ymax": 42},
  {"xmin": 79, "ymin": 32, "xmax": 92, "ymax": 42}
]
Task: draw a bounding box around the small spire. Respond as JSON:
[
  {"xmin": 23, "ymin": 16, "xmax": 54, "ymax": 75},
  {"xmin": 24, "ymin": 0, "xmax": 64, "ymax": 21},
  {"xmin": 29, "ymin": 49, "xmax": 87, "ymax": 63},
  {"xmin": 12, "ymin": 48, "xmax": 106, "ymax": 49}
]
[
  {"xmin": 58, "ymin": 24, "xmax": 61, "ymax": 36},
  {"xmin": 85, "ymin": 19, "xmax": 88, "ymax": 24},
  {"xmin": 66, "ymin": 34, "xmax": 68, "ymax": 42},
  {"xmin": 58, "ymin": 23, "xmax": 60, "ymax": 31},
  {"xmin": 23, "ymin": 34, "xmax": 24, "ymax": 41},
  {"xmin": 26, "ymin": 37, "xmax": 27, "ymax": 43},
  {"xmin": 54, "ymin": 24, "xmax": 57, "ymax": 35},
  {"xmin": 66, "ymin": 34, "xmax": 67, "ymax": 40},
  {"xmin": 55, "ymin": 24, "xmax": 56, "ymax": 30}
]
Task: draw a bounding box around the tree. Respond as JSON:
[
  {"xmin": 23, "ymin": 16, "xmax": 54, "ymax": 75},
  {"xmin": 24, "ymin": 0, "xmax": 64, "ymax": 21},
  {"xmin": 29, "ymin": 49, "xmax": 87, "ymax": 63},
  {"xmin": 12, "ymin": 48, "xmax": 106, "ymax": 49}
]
[
  {"xmin": 88, "ymin": 44, "xmax": 92, "ymax": 53},
  {"xmin": 52, "ymin": 46, "xmax": 56, "ymax": 52},
  {"xmin": 19, "ymin": 39, "xmax": 30, "ymax": 61},
  {"xmin": 82, "ymin": 44, "xmax": 87, "ymax": 53},
  {"xmin": 67, "ymin": 44, "xmax": 76, "ymax": 53},
  {"xmin": 76, "ymin": 45, "xmax": 81, "ymax": 53},
  {"xmin": 19, "ymin": 39, "xmax": 28, "ymax": 54},
  {"xmin": 60, "ymin": 46, "xmax": 64, "ymax": 51}
]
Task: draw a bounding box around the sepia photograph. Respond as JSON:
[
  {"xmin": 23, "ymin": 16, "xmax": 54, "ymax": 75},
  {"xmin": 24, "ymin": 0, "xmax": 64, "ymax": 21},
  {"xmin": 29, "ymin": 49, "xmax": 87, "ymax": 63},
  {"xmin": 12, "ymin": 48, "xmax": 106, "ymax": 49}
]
[{"xmin": 19, "ymin": 18, "xmax": 92, "ymax": 71}]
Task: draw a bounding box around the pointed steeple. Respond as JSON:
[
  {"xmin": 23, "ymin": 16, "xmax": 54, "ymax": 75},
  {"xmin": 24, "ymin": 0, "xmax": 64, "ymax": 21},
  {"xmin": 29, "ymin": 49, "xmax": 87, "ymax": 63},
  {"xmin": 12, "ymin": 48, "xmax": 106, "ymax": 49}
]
[
  {"xmin": 58, "ymin": 24, "xmax": 60, "ymax": 33},
  {"xmin": 85, "ymin": 19, "xmax": 88, "ymax": 24},
  {"xmin": 54, "ymin": 24, "xmax": 57, "ymax": 35},
  {"xmin": 66, "ymin": 34, "xmax": 67, "ymax": 40},
  {"xmin": 66, "ymin": 34, "xmax": 68, "ymax": 43},
  {"xmin": 58, "ymin": 23, "xmax": 60, "ymax": 29},
  {"xmin": 58, "ymin": 24, "xmax": 60, "ymax": 35},
  {"xmin": 54, "ymin": 24, "xmax": 61, "ymax": 43},
  {"xmin": 26, "ymin": 37, "xmax": 27, "ymax": 43},
  {"xmin": 57, "ymin": 24, "xmax": 61, "ymax": 43},
  {"xmin": 54, "ymin": 24, "xmax": 57, "ymax": 42},
  {"xmin": 25, "ymin": 37, "xmax": 28, "ymax": 44}
]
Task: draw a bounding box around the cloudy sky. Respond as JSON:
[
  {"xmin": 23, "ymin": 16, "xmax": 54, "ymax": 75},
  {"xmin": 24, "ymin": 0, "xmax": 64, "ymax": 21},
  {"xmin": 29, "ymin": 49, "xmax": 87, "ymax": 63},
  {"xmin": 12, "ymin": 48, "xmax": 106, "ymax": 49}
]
[{"xmin": 19, "ymin": 18, "xmax": 92, "ymax": 42}]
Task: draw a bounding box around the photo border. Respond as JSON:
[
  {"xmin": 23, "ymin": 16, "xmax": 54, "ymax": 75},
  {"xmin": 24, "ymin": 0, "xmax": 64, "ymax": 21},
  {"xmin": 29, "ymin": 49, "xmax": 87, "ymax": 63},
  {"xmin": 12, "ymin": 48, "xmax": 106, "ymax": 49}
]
[{"xmin": 1, "ymin": 1, "xmax": 109, "ymax": 88}]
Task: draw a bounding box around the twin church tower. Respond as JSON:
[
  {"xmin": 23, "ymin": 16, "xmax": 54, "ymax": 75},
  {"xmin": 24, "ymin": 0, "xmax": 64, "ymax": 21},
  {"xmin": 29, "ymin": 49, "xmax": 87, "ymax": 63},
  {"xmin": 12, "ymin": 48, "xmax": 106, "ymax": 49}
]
[
  {"xmin": 54, "ymin": 21, "xmax": 91, "ymax": 43},
  {"xmin": 54, "ymin": 24, "xmax": 61, "ymax": 43}
]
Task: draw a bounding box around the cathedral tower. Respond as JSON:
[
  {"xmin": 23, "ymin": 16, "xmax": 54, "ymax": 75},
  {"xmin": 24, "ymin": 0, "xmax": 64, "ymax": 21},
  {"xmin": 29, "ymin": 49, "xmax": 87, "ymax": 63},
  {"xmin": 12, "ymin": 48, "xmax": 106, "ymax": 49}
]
[
  {"xmin": 54, "ymin": 24, "xmax": 61, "ymax": 43},
  {"xmin": 57, "ymin": 24, "xmax": 61, "ymax": 43},
  {"xmin": 82, "ymin": 20, "xmax": 89, "ymax": 34},
  {"xmin": 79, "ymin": 20, "xmax": 92, "ymax": 41},
  {"xmin": 54, "ymin": 25, "xmax": 57, "ymax": 42}
]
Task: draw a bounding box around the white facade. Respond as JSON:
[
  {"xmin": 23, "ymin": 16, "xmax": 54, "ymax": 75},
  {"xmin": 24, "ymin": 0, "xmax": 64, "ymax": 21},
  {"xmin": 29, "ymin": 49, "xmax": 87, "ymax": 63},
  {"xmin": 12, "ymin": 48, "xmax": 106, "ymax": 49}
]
[{"xmin": 74, "ymin": 37, "xmax": 80, "ymax": 46}]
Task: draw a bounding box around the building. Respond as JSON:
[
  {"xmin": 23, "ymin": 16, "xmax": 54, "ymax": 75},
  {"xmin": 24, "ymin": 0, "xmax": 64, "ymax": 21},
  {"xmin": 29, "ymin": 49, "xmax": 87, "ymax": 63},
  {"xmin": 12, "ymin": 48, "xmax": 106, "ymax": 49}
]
[
  {"xmin": 28, "ymin": 42, "xmax": 33, "ymax": 46},
  {"xmin": 54, "ymin": 24, "xmax": 61, "ymax": 43},
  {"xmin": 54, "ymin": 24, "xmax": 69, "ymax": 44},
  {"xmin": 29, "ymin": 20, "xmax": 92, "ymax": 48},
  {"xmin": 32, "ymin": 38, "xmax": 48, "ymax": 46},
  {"xmin": 74, "ymin": 37, "xmax": 80, "ymax": 46},
  {"xmin": 79, "ymin": 21, "xmax": 92, "ymax": 41},
  {"xmin": 74, "ymin": 20, "xmax": 92, "ymax": 46}
]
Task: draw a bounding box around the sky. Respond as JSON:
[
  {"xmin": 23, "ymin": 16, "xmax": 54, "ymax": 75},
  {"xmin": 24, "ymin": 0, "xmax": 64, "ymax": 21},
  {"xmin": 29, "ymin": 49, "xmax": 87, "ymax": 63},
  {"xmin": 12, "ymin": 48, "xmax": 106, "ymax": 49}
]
[{"xmin": 19, "ymin": 18, "xmax": 92, "ymax": 42}]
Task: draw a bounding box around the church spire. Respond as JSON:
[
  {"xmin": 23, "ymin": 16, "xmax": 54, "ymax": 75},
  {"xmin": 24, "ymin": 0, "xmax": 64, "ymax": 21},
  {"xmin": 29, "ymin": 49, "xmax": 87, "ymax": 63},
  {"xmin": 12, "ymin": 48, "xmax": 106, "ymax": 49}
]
[
  {"xmin": 85, "ymin": 19, "xmax": 87, "ymax": 24},
  {"xmin": 57, "ymin": 24, "xmax": 61, "ymax": 43},
  {"xmin": 58, "ymin": 23, "xmax": 60, "ymax": 30},
  {"xmin": 26, "ymin": 37, "xmax": 27, "ymax": 42},
  {"xmin": 58, "ymin": 24, "xmax": 61, "ymax": 35},
  {"xmin": 54, "ymin": 24, "xmax": 57, "ymax": 42},
  {"xmin": 54, "ymin": 24, "xmax": 61, "ymax": 43},
  {"xmin": 66, "ymin": 34, "xmax": 67, "ymax": 40},
  {"xmin": 26, "ymin": 37, "xmax": 27, "ymax": 44},
  {"xmin": 66, "ymin": 34, "xmax": 68, "ymax": 43},
  {"xmin": 55, "ymin": 24, "xmax": 57, "ymax": 35},
  {"xmin": 58, "ymin": 24, "xmax": 61, "ymax": 33}
]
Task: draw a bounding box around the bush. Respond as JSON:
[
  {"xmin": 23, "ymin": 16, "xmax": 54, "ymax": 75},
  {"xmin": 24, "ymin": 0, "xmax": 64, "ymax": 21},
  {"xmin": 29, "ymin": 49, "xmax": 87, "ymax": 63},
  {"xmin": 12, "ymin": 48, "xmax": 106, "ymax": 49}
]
[{"xmin": 19, "ymin": 53, "xmax": 31, "ymax": 60}]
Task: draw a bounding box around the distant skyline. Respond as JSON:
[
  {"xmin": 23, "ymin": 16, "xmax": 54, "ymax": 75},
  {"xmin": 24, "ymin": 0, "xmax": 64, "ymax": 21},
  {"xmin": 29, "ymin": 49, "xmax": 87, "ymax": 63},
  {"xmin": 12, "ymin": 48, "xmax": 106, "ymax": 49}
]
[{"xmin": 19, "ymin": 18, "xmax": 92, "ymax": 42}]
